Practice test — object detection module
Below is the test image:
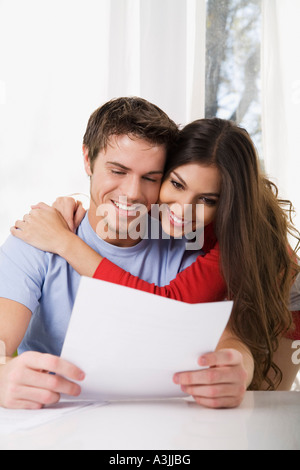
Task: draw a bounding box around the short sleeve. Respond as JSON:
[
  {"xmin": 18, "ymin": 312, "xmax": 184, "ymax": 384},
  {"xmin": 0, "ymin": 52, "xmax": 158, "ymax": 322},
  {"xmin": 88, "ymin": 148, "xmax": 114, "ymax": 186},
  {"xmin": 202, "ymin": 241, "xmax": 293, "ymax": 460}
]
[{"xmin": 0, "ymin": 235, "xmax": 48, "ymax": 313}]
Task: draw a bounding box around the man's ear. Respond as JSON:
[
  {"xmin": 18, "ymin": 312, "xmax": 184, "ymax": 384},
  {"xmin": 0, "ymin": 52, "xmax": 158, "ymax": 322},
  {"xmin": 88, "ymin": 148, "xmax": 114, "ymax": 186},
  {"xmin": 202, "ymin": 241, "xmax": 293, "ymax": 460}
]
[{"xmin": 83, "ymin": 145, "xmax": 92, "ymax": 177}]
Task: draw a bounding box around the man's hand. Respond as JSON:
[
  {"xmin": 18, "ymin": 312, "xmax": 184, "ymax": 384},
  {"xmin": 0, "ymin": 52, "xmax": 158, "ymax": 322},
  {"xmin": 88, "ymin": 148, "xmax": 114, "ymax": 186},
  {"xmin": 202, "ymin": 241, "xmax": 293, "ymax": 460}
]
[
  {"xmin": 173, "ymin": 349, "xmax": 248, "ymax": 409},
  {"xmin": 0, "ymin": 351, "xmax": 85, "ymax": 409}
]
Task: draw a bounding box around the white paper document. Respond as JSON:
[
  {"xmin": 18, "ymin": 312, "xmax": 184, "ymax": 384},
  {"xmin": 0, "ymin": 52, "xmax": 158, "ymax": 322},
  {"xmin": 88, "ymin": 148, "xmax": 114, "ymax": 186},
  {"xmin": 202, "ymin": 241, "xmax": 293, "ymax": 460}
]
[
  {"xmin": 61, "ymin": 277, "xmax": 233, "ymax": 401},
  {"xmin": 0, "ymin": 401, "xmax": 101, "ymax": 436}
]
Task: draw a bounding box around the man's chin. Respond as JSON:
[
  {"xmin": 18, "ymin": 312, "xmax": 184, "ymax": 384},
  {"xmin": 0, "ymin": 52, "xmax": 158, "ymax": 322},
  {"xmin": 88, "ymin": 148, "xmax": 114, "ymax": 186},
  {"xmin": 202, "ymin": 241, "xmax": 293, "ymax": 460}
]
[{"xmin": 96, "ymin": 218, "xmax": 146, "ymax": 245}]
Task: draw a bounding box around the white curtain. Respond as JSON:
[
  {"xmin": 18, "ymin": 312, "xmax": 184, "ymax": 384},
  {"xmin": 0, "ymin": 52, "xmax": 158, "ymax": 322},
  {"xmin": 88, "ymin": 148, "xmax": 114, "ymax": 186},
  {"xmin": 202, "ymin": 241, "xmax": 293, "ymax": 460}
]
[
  {"xmin": 0, "ymin": 0, "xmax": 206, "ymax": 244},
  {"xmin": 262, "ymin": 0, "xmax": 300, "ymax": 237}
]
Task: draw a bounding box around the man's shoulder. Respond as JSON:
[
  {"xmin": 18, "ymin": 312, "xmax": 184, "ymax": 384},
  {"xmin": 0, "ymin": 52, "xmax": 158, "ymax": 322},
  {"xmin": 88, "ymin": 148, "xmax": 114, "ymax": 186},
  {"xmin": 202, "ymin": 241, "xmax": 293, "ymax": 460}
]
[
  {"xmin": 0, "ymin": 235, "xmax": 50, "ymax": 313},
  {"xmin": 1, "ymin": 233, "xmax": 47, "ymax": 256},
  {"xmin": 0, "ymin": 234, "xmax": 49, "ymax": 274}
]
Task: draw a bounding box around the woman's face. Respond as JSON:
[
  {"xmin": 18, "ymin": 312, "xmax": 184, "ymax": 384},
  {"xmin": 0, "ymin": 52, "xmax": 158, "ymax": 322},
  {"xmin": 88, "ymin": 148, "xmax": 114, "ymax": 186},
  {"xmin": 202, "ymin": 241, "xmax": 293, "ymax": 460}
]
[{"xmin": 159, "ymin": 163, "xmax": 221, "ymax": 238}]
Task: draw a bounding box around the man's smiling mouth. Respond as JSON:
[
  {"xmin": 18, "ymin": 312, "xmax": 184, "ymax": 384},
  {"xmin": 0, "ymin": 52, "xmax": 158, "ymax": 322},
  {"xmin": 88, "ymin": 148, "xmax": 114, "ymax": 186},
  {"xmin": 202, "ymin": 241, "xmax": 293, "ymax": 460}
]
[{"xmin": 111, "ymin": 200, "xmax": 144, "ymax": 216}]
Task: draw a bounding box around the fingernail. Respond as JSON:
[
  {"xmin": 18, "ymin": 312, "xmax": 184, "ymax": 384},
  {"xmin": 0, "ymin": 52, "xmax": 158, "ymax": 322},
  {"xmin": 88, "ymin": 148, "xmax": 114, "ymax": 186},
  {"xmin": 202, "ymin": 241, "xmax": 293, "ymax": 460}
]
[
  {"xmin": 199, "ymin": 356, "xmax": 208, "ymax": 366},
  {"xmin": 173, "ymin": 374, "xmax": 179, "ymax": 384},
  {"xmin": 74, "ymin": 385, "xmax": 82, "ymax": 396}
]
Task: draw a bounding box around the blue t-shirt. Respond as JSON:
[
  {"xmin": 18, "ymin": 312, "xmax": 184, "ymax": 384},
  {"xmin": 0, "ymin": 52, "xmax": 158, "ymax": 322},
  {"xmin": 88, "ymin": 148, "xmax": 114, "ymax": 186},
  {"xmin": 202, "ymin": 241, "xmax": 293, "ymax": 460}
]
[{"xmin": 0, "ymin": 213, "xmax": 198, "ymax": 356}]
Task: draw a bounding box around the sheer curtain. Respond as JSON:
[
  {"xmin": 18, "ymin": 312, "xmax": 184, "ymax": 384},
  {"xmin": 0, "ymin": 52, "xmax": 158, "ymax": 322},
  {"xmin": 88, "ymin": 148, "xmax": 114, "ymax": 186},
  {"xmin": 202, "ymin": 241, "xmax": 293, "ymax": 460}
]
[
  {"xmin": 0, "ymin": 0, "xmax": 206, "ymax": 244},
  {"xmin": 262, "ymin": 0, "xmax": 300, "ymax": 236},
  {"xmin": 262, "ymin": 0, "xmax": 300, "ymax": 390}
]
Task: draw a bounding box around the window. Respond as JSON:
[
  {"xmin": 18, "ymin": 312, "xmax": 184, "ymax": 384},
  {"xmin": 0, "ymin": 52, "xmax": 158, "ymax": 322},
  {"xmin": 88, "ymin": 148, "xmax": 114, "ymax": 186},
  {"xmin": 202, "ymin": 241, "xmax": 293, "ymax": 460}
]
[{"xmin": 205, "ymin": 0, "xmax": 262, "ymax": 156}]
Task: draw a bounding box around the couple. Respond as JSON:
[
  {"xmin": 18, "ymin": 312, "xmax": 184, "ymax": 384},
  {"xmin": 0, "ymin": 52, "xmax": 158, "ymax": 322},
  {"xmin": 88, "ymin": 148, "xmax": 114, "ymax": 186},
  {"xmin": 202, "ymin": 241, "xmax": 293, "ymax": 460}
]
[{"xmin": 1, "ymin": 97, "xmax": 300, "ymax": 410}]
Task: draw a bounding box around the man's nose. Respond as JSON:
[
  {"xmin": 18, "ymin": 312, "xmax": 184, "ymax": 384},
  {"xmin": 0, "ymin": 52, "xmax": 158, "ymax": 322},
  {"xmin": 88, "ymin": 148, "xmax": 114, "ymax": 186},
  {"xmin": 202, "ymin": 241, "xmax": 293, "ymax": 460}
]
[{"xmin": 122, "ymin": 175, "xmax": 143, "ymax": 202}]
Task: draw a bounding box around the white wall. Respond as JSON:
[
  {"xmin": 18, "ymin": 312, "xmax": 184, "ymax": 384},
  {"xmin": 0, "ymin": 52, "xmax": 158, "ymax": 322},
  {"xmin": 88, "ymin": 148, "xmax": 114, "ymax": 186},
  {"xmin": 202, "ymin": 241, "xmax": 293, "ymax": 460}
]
[{"xmin": 0, "ymin": 0, "xmax": 206, "ymax": 244}]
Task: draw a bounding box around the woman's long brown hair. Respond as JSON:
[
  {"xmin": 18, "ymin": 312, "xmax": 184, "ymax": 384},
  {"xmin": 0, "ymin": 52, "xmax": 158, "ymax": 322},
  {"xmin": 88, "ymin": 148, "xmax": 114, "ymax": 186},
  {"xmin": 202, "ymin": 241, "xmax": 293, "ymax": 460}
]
[{"xmin": 165, "ymin": 118, "xmax": 300, "ymax": 389}]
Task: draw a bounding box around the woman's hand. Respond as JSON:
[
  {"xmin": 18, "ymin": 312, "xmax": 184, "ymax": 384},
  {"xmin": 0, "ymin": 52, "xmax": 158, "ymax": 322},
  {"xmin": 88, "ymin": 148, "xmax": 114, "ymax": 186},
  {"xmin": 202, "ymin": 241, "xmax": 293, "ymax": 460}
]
[
  {"xmin": 11, "ymin": 200, "xmax": 102, "ymax": 276},
  {"xmin": 173, "ymin": 348, "xmax": 248, "ymax": 409},
  {"xmin": 52, "ymin": 197, "xmax": 86, "ymax": 233},
  {"xmin": 11, "ymin": 203, "xmax": 73, "ymax": 254}
]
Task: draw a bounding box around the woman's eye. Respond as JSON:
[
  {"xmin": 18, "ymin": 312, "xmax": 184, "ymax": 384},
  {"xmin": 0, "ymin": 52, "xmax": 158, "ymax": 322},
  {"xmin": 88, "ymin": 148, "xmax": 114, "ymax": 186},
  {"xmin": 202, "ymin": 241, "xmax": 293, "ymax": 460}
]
[
  {"xmin": 199, "ymin": 197, "xmax": 217, "ymax": 206},
  {"xmin": 171, "ymin": 180, "xmax": 184, "ymax": 190}
]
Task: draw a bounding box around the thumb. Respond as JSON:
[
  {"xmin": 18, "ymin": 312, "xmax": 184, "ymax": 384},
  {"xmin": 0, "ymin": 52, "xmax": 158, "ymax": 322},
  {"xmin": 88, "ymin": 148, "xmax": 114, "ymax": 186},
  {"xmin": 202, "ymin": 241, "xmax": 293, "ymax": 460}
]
[{"xmin": 73, "ymin": 202, "xmax": 87, "ymax": 233}]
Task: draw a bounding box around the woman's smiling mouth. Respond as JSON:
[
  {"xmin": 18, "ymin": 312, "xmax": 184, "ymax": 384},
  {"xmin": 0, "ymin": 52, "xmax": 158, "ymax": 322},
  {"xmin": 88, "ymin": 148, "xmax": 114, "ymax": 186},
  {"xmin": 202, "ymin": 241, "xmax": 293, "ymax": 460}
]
[{"xmin": 167, "ymin": 206, "xmax": 193, "ymax": 228}]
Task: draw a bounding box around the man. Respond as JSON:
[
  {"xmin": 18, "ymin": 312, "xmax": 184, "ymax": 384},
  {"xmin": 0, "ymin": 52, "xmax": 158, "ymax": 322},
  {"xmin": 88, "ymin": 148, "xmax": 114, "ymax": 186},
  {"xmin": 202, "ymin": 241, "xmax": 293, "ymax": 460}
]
[
  {"xmin": 0, "ymin": 97, "xmax": 199, "ymax": 409},
  {"xmin": 0, "ymin": 97, "xmax": 254, "ymax": 409}
]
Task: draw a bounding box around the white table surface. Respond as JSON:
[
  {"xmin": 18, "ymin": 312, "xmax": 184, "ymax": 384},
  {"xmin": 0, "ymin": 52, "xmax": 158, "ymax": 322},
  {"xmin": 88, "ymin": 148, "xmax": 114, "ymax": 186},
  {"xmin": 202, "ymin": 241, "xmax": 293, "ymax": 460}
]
[{"xmin": 0, "ymin": 392, "xmax": 299, "ymax": 450}]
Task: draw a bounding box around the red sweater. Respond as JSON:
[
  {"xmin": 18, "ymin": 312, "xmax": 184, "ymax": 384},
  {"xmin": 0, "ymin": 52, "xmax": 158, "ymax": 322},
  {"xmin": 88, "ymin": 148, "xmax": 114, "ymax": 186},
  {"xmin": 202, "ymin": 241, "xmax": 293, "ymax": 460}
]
[
  {"xmin": 94, "ymin": 241, "xmax": 227, "ymax": 304},
  {"xmin": 93, "ymin": 226, "xmax": 300, "ymax": 340}
]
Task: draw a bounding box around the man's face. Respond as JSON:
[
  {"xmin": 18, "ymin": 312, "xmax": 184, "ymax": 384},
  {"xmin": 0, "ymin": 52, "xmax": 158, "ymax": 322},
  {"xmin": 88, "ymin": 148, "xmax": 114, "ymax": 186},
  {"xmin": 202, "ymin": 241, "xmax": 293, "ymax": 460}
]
[{"xmin": 84, "ymin": 134, "xmax": 166, "ymax": 247}]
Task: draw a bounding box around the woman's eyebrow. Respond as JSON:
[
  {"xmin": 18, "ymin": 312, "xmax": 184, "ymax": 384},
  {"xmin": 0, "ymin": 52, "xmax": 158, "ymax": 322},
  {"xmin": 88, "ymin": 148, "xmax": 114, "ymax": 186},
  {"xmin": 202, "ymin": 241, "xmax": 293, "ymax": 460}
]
[
  {"xmin": 172, "ymin": 171, "xmax": 220, "ymax": 197},
  {"xmin": 200, "ymin": 192, "xmax": 220, "ymax": 198},
  {"xmin": 172, "ymin": 171, "xmax": 187, "ymax": 186}
]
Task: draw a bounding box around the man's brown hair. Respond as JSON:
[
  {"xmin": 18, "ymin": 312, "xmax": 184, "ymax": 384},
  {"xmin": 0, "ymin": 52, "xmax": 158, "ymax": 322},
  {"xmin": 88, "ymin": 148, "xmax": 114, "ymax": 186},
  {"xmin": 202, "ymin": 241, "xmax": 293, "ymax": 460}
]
[{"xmin": 83, "ymin": 97, "xmax": 179, "ymax": 170}]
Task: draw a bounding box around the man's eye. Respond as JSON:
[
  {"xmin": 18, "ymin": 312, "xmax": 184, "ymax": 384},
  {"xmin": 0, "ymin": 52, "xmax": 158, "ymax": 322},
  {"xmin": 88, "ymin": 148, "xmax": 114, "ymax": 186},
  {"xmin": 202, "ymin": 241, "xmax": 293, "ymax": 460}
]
[
  {"xmin": 112, "ymin": 170, "xmax": 126, "ymax": 176},
  {"xmin": 144, "ymin": 177, "xmax": 158, "ymax": 183}
]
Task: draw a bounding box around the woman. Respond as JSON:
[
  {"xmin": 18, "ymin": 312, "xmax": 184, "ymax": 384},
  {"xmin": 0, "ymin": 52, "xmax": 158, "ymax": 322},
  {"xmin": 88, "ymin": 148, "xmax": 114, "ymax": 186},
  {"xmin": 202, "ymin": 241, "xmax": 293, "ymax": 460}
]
[{"xmin": 12, "ymin": 118, "xmax": 300, "ymax": 397}]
